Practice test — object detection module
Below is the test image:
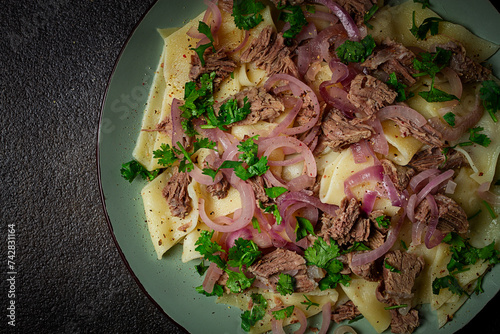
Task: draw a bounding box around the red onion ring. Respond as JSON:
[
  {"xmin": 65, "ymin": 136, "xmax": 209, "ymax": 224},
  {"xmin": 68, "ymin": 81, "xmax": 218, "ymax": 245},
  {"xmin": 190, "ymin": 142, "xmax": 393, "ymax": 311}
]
[
  {"xmin": 310, "ymin": 0, "xmax": 361, "ymax": 41},
  {"xmin": 409, "ymin": 169, "xmax": 440, "ymax": 192},
  {"xmin": 296, "ymin": 22, "xmax": 318, "ymax": 43},
  {"xmin": 415, "ymin": 169, "xmax": 454, "ymax": 203},
  {"xmin": 226, "ymin": 228, "xmax": 253, "ymax": 249},
  {"xmin": 228, "ymin": 29, "xmax": 250, "ymax": 54},
  {"xmin": 278, "ymin": 191, "xmax": 339, "ymax": 217},
  {"xmin": 344, "ymin": 165, "xmax": 384, "ymax": 199},
  {"xmin": 350, "ymin": 140, "xmax": 372, "ymax": 164},
  {"xmin": 439, "ymin": 67, "xmax": 462, "ymax": 108},
  {"xmin": 188, "ymin": 162, "xmax": 223, "ymax": 185},
  {"xmin": 202, "ymin": 262, "xmax": 223, "ymax": 294},
  {"xmin": 361, "ymin": 190, "xmax": 378, "ymax": 214},
  {"xmin": 269, "ymin": 98, "xmax": 303, "ymax": 137},
  {"xmin": 294, "ymin": 306, "xmax": 308, "ymax": 334},
  {"xmin": 377, "ymin": 105, "xmax": 427, "ymax": 128},
  {"xmin": 329, "ymin": 60, "xmax": 350, "ymax": 84},
  {"xmin": 383, "ymin": 174, "xmax": 402, "ymax": 207},
  {"xmin": 304, "ymin": 8, "xmax": 339, "ymax": 24},
  {"xmin": 319, "ymin": 82, "xmax": 356, "ymax": 118},
  {"xmin": 366, "ymin": 117, "xmax": 389, "ymax": 155},
  {"xmin": 407, "ymin": 193, "xmax": 418, "ymax": 223},
  {"xmin": 271, "ymin": 318, "xmax": 286, "ymax": 334},
  {"xmin": 424, "ymin": 194, "xmax": 446, "ymax": 249},
  {"xmin": 318, "ymin": 302, "xmax": 332, "ymax": 334}
]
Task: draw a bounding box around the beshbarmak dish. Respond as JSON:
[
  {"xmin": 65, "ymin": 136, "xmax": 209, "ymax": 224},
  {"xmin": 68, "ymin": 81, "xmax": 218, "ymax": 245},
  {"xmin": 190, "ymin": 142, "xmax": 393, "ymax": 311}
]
[{"xmin": 120, "ymin": 0, "xmax": 500, "ymax": 333}]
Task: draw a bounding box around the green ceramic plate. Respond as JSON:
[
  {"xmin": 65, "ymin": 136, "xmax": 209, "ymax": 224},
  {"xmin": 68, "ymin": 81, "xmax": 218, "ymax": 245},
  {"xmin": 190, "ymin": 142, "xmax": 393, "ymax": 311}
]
[{"xmin": 98, "ymin": 0, "xmax": 500, "ymax": 333}]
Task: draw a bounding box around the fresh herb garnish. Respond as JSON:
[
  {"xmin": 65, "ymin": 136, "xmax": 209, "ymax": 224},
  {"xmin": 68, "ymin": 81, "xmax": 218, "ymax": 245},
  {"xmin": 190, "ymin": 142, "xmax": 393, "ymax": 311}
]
[
  {"xmin": 458, "ymin": 127, "xmax": 491, "ymax": 148},
  {"xmin": 413, "ymin": 0, "xmax": 431, "ymax": 9},
  {"xmin": 474, "ymin": 275, "xmax": 485, "ymax": 295},
  {"xmin": 203, "ymin": 97, "xmax": 252, "ymax": 130},
  {"xmin": 251, "ymin": 217, "xmax": 262, "ymax": 233},
  {"xmin": 384, "ymin": 304, "xmax": 408, "ymax": 310},
  {"xmin": 241, "ymin": 293, "xmax": 268, "ymax": 332},
  {"xmin": 120, "ymin": 160, "xmax": 160, "ymax": 182},
  {"xmin": 195, "ymin": 284, "xmax": 224, "ymax": 297},
  {"xmin": 364, "ymin": 4, "xmax": 379, "ymax": 29},
  {"xmin": 227, "ymin": 238, "xmax": 262, "ymax": 270},
  {"xmin": 295, "ymin": 217, "xmax": 316, "ymax": 241},
  {"xmin": 401, "ymin": 240, "xmax": 408, "ymax": 251},
  {"xmin": 410, "ymin": 11, "xmax": 442, "ymax": 40},
  {"xmin": 301, "ymin": 295, "xmax": 319, "ymax": 310},
  {"xmin": 419, "ymin": 86, "xmax": 460, "ymax": 103},
  {"xmin": 375, "ymin": 215, "xmax": 391, "ymax": 229},
  {"xmin": 384, "ymin": 260, "xmax": 402, "ymax": 273},
  {"xmin": 277, "ymin": 3, "xmax": 308, "ymax": 39},
  {"xmin": 190, "ymin": 21, "xmax": 214, "ymax": 66},
  {"xmin": 483, "ymin": 200, "xmax": 497, "ymax": 219},
  {"xmin": 443, "ymin": 112, "xmax": 456, "ymax": 127},
  {"xmin": 343, "ymin": 242, "xmax": 371, "ymax": 254},
  {"xmin": 277, "ymin": 273, "xmax": 296, "ymax": 296},
  {"xmin": 264, "ymin": 186, "xmax": 288, "ymax": 198},
  {"xmin": 194, "ymin": 230, "xmax": 226, "ymax": 269},
  {"xmin": 153, "ymin": 139, "xmax": 216, "ymax": 173},
  {"xmin": 226, "ymin": 269, "xmax": 255, "ymax": 293},
  {"xmin": 195, "ymin": 259, "xmax": 209, "ymax": 276},
  {"xmin": 480, "ymin": 80, "xmax": 500, "ymax": 122},
  {"xmin": 272, "ymin": 305, "xmax": 295, "ymax": 320},
  {"xmin": 432, "ymin": 274, "xmax": 466, "ymax": 295},
  {"xmin": 232, "ymin": 0, "xmax": 266, "ymax": 31},
  {"xmin": 386, "ymin": 72, "xmax": 414, "ymax": 102},
  {"xmin": 336, "ymin": 35, "xmax": 376, "ymax": 64},
  {"xmin": 260, "ymin": 201, "xmax": 283, "ymax": 225}
]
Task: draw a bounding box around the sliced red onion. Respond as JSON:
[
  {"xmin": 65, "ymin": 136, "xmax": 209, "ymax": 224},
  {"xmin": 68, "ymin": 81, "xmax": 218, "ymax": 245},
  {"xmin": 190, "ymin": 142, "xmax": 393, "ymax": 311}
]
[
  {"xmin": 439, "ymin": 67, "xmax": 462, "ymax": 108},
  {"xmin": 409, "ymin": 169, "xmax": 440, "ymax": 192},
  {"xmin": 351, "ymin": 213, "xmax": 405, "ymax": 267},
  {"xmin": 424, "ymin": 194, "xmax": 446, "ymax": 249},
  {"xmin": 318, "ymin": 302, "xmax": 332, "ymax": 334},
  {"xmin": 407, "ymin": 193, "xmax": 417, "ymax": 223},
  {"xmin": 311, "ymin": 0, "xmax": 360, "ymax": 41},
  {"xmin": 226, "ymin": 228, "xmax": 253, "ymax": 249},
  {"xmin": 304, "ymin": 8, "xmax": 338, "ymax": 24},
  {"xmin": 361, "ymin": 190, "xmax": 378, "ymax": 214},
  {"xmin": 269, "ymin": 98, "xmax": 303, "ymax": 138},
  {"xmin": 344, "ymin": 165, "xmax": 384, "ymax": 199},
  {"xmin": 411, "ymin": 217, "xmax": 425, "ymax": 246},
  {"xmin": 416, "ymin": 169, "xmax": 454, "ymax": 203},
  {"xmin": 477, "ymin": 182, "xmax": 500, "ymax": 206},
  {"xmin": 296, "ymin": 22, "xmax": 318, "ymax": 43},
  {"xmin": 278, "ymin": 191, "xmax": 339, "ymax": 217},
  {"xmin": 366, "ymin": 117, "xmax": 389, "ymax": 155},
  {"xmin": 329, "ymin": 60, "xmax": 350, "ymax": 84},
  {"xmin": 319, "ymin": 81, "xmax": 356, "ymax": 118},
  {"xmin": 300, "ymin": 126, "xmax": 321, "ymax": 147},
  {"xmin": 294, "ymin": 307, "xmax": 308, "ymax": 334},
  {"xmin": 445, "ymin": 180, "xmax": 457, "ymax": 194},
  {"xmin": 383, "ymin": 174, "xmax": 402, "ymax": 207},
  {"xmin": 202, "ymin": 262, "xmax": 223, "ymax": 294},
  {"xmin": 228, "ymin": 29, "xmax": 250, "ymax": 54},
  {"xmin": 271, "ymin": 318, "xmax": 286, "ymax": 334},
  {"xmin": 204, "ymin": 0, "xmax": 222, "ymax": 38},
  {"xmin": 350, "ymin": 140, "xmax": 372, "ymax": 164},
  {"xmin": 188, "ymin": 162, "xmax": 223, "ymax": 185},
  {"xmin": 269, "ymin": 230, "xmax": 288, "ymax": 248},
  {"xmin": 377, "ymin": 105, "xmax": 427, "ymax": 128}
]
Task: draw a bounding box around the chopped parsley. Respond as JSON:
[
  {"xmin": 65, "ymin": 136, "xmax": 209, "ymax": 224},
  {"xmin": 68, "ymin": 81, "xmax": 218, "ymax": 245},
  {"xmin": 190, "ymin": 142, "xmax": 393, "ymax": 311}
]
[
  {"xmin": 443, "ymin": 112, "xmax": 456, "ymax": 127},
  {"xmin": 295, "ymin": 217, "xmax": 316, "ymax": 241},
  {"xmin": 190, "ymin": 21, "xmax": 214, "ymax": 66},
  {"xmin": 241, "ymin": 293, "xmax": 268, "ymax": 332},
  {"xmin": 483, "ymin": 200, "xmax": 497, "ymax": 219},
  {"xmin": 195, "ymin": 259, "xmax": 209, "ymax": 276},
  {"xmin": 226, "ymin": 270, "xmax": 255, "ymax": 293},
  {"xmin": 194, "ymin": 230, "xmax": 226, "ymax": 269},
  {"xmin": 384, "ymin": 304, "xmax": 408, "ymax": 310},
  {"xmin": 343, "ymin": 242, "xmax": 371, "ymax": 254},
  {"xmin": 227, "ymin": 238, "xmax": 262, "ymax": 270},
  {"xmin": 301, "ymin": 295, "xmax": 319, "ymax": 310},
  {"xmin": 260, "ymin": 201, "xmax": 283, "ymax": 225},
  {"xmin": 419, "ymin": 86, "xmax": 460, "ymax": 103},
  {"xmin": 232, "ymin": 0, "xmax": 266, "ymax": 31},
  {"xmin": 386, "ymin": 72, "xmax": 414, "ymax": 102},
  {"xmin": 264, "ymin": 186, "xmax": 288, "ymax": 198},
  {"xmin": 335, "ymin": 35, "xmax": 376, "ymax": 64},
  {"xmin": 432, "ymin": 275, "xmax": 465, "ymax": 295},
  {"xmin": 458, "ymin": 127, "xmax": 491, "ymax": 148},
  {"xmin": 276, "ymin": 273, "xmax": 296, "ymax": 296},
  {"xmin": 364, "ymin": 4, "xmax": 379, "ymax": 29},
  {"xmin": 195, "ymin": 284, "xmax": 224, "ymax": 297},
  {"xmin": 251, "ymin": 217, "xmax": 262, "ymax": 233},
  {"xmin": 401, "ymin": 240, "xmax": 408, "ymax": 251},
  {"xmin": 272, "ymin": 305, "xmax": 295, "ymax": 320},
  {"xmin": 413, "ymin": 0, "xmax": 431, "ymax": 9},
  {"xmin": 384, "ymin": 260, "xmax": 401, "ymax": 273},
  {"xmin": 120, "ymin": 160, "xmax": 160, "ymax": 182},
  {"xmin": 410, "ymin": 11, "xmax": 442, "ymax": 40},
  {"xmin": 278, "ymin": 3, "xmax": 308, "ymax": 39},
  {"xmin": 480, "ymin": 80, "xmax": 500, "ymax": 122},
  {"xmin": 153, "ymin": 139, "xmax": 216, "ymax": 173},
  {"xmin": 203, "ymin": 97, "xmax": 252, "ymax": 130},
  {"xmin": 375, "ymin": 215, "xmax": 391, "ymax": 229}
]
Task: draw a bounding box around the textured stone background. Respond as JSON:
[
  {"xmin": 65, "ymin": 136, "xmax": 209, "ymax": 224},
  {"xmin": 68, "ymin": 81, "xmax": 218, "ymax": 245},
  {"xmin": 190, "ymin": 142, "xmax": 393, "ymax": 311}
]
[{"xmin": 0, "ymin": 1, "xmax": 499, "ymax": 333}]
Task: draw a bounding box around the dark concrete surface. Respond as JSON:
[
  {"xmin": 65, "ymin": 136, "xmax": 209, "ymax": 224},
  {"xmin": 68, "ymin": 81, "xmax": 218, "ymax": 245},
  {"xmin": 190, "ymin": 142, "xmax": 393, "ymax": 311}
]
[{"xmin": 0, "ymin": 1, "xmax": 499, "ymax": 333}]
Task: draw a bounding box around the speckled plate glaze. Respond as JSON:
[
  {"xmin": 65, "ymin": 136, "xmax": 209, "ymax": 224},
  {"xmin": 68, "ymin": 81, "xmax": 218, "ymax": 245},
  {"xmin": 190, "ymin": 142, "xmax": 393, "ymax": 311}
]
[{"xmin": 98, "ymin": 1, "xmax": 500, "ymax": 333}]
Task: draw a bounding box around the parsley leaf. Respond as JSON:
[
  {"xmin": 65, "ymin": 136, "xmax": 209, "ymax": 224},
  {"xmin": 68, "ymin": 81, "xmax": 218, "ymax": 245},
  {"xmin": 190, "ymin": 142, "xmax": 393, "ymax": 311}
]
[
  {"xmin": 419, "ymin": 86, "xmax": 459, "ymax": 103},
  {"xmin": 227, "ymin": 238, "xmax": 261, "ymax": 270},
  {"xmin": 252, "ymin": 217, "xmax": 261, "ymax": 233},
  {"xmin": 194, "ymin": 230, "xmax": 226, "ymax": 269},
  {"xmin": 386, "ymin": 72, "xmax": 414, "ymax": 102},
  {"xmin": 232, "ymin": 0, "xmax": 266, "ymax": 31},
  {"xmin": 277, "ymin": 273, "xmax": 296, "ymax": 296},
  {"xmin": 301, "ymin": 295, "xmax": 319, "ymax": 310},
  {"xmin": 241, "ymin": 293, "xmax": 268, "ymax": 332},
  {"xmin": 343, "ymin": 242, "xmax": 371, "ymax": 254},
  {"xmin": 459, "ymin": 127, "xmax": 491, "ymax": 148},
  {"xmin": 336, "ymin": 35, "xmax": 376, "ymax": 64},
  {"xmin": 318, "ymin": 272, "xmax": 351, "ymax": 290},
  {"xmin": 432, "ymin": 275, "xmax": 465, "ymax": 295},
  {"xmin": 304, "ymin": 237, "xmax": 341, "ymax": 268},
  {"xmin": 474, "ymin": 275, "xmax": 485, "ymax": 295},
  {"xmin": 203, "ymin": 97, "xmax": 252, "ymax": 130},
  {"xmin": 480, "ymin": 80, "xmax": 500, "ymax": 122},
  {"xmin": 153, "ymin": 143, "xmax": 178, "ymax": 167},
  {"xmin": 410, "ymin": 11, "xmax": 442, "ymax": 40},
  {"xmin": 195, "ymin": 284, "xmax": 224, "ymax": 297},
  {"xmin": 443, "ymin": 112, "xmax": 456, "ymax": 127},
  {"xmin": 384, "ymin": 260, "xmax": 401, "ymax": 273},
  {"xmin": 364, "ymin": 4, "xmax": 379, "ymax": 29},
  {"xmin": 195, "ymin": 259, "xmax": 209, "ymax": 276},
  {"xmin": 120, "ymin": 160, "xmax": 160, "ymax": 182},
  {"xmin": 190, "ymin": 21, "xmax": 214, "ymax": 66},
  {"xmin": 295, "ymin": 217, "xmax": 316, "ymax": 241},
  {"xmin": 413, "ymin": 48, "xmax": 452, "ymax": 78},
  {"xmin": 264, "ymin": 186, "xmax": 288, "ymax": 198},
  {"xmin": 260, "ymin": 202, "xmax": 283, "ymax": 225},
  {"xmin": 278, "ymin": 3, "xmax": 308, "ymax": 39},
  {"xmin": 375, "ymin": 215, "xmax": 391, "ymax": 229},
  {"xmin": 226, "ymin": 269, "xmax": 255, "ymax": 293},
  {"xmin": 272, "ymin": 305, "xmax": 295, "ymax": 320},
  {"xmin": 414, "ymin": 0, "xmax": 431, "ymax": 9}
]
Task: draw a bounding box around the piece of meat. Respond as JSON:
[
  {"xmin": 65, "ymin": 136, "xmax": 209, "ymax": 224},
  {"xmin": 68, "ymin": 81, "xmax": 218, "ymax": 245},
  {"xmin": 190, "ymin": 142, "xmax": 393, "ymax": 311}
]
[
  {"xmin": 380, "ymin": 159, "xmax": 415, "ymax": 192},
  {"xmin": 414, "ymin": 193, "xmax": 468, "ymax": 234},
  {"xmin": 215, "ymin": 87, "xmax": 284, "ymax": 126},
  {"xmin": 347, "ymin": 74, "xmax": 397, "ymax": 117},
  {"xmin": 377, "ymin": 250, "xmax": 425, "ymax": 306},
  {"xmin": 189, "ymin": 48, "xmax": 237, "ymax": 89},
  {"xmin": 206, "ymin": 175, "xmax": 230, "ymax": 199},
  {"xmin": 438, "ymin": 41, "xmax": 491, "ymax": 83},
  {"xmin": 320, "ymin": 108, "xmax": 374, "ymax": 151},
  {"xmin": 362, "ymin": 38, "xmax": 417, "ymax": 86},
  {"xmin": 332, "ymin": 301, "xmax": 361, "ymax": 323},
  {"xmin": 333, "ymin": 0, "xmax": 378, "ymax": 26},
  {"xmin": 408, "ymin": 147, "xmax": 468, "ymax": 172},
  {"xmin": 390, "ymin": 308, "xmax": 420, "ymax": 334},
  {"xmin": 241, "ymin": 25, "xmax": 299, "ymax": 77},
  {"xmin": 366, "ymin": 228, "xmax": 386, "ymax": 250},
  {"xmin": 347, "ymin": 251, "xmax": 381, "ymax": 281},
  {"xmin": 246, "ymin": 175, "xmax": 270, "ymax": 205},
  {"xmin": 162, "ymin": 170, "xmax": 192, "ymax": 218},
  {"xmin": 387, "ymin": 114, "xmax": 445, "ymax": 148},
  {"xmin": 248, "ymin": 248, "xmax": 317, "ymax": 293}
]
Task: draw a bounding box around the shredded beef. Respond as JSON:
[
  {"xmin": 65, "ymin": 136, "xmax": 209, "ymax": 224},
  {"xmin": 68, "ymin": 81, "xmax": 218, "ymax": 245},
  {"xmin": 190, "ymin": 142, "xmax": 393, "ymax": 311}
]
[
  {"xmin": 332, "ymin": 301, "xmax": 361, "ymax": 323},
  {"xmin": 362, "ymin": 38, "xmax": 417, "ymax": 86},
  {"xmin": 390, "ymin": 308, "xmax": 420, "ymax": 334},
  {"xmin": 162, "ymin": 170, "xmax": 192, "ymax": 218},
  {"xmin": 366, "ymin": 228, "xmax": 386, "ymax": 250},
  {"xmin": 438, "ymin": 41, "xmax": 491, "ymax": 83},
  {"xmin": 189, "ymin": 48, "xmax": 237, "ymax": 89},
  {"xmin": 408, "ymin": 147, "xmax": 468, "ymax": 172},
  {"xmin": 248, "ymin": 248, "xmax": 317, "ymax": 293},
  {"xmin": 347, "ymin": 74, "xmax": 398, "ymax": 117},
  {"xmin": 414, "ymin": 193, "xmax": 468, "ymax": 234},
  {"xmin": 206, "ymin": 176, "xmax": 230, "ymax": 200},
  {"xmin": 215, "ymin": 87, "xmax": 284, "ymax": 126},
  {"xmin": 218, "ymin": 0, "xmax": 233, "ymax": 12},
  {"xmin": 240, "ymin": 26, "xmax": 299, "ymax": 78},
  {"xmin": 347, "ymin": 251, "xmax": 381, "ymax": 281},
  {"xmin": 386, "ymin": 113, "xmax": 445, "ymax": 148},
  {"xmin": 320, "ymin": 108, "xmax": 374, "ymax": 151},
  {"xmin": 377, "ymin": 250, "xmax": 424, "ymax": 306},
  {"xmin": 333, "ymin": 0, "xmax": 378, "ymax": 26},
  {"xmin": 381, "ymin": 159, "xmax": 415, "ymax": 192},
  {"xmin": 246, "ymin": 175, "xmax": 271, "ymax": 205}
]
